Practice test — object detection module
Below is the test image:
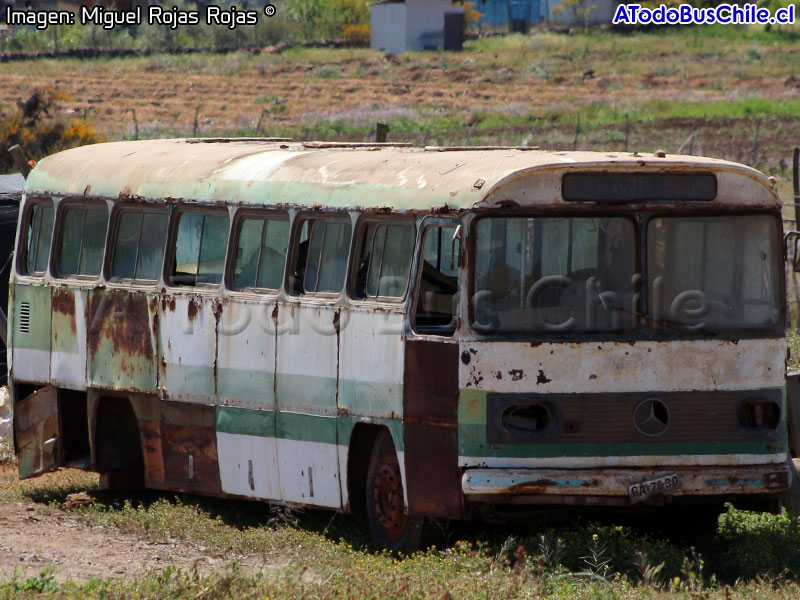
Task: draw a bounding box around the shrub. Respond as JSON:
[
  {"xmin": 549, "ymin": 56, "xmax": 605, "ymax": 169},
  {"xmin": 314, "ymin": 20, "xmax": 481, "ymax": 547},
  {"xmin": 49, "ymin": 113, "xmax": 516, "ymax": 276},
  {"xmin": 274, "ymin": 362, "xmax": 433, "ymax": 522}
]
[
  {"xmin": 713, "ymin": 504, "xmax": 800, "ymax": 580},
  {"xmin": 0, "ymin": 89, "xmax": 104, "ymax": 174}
]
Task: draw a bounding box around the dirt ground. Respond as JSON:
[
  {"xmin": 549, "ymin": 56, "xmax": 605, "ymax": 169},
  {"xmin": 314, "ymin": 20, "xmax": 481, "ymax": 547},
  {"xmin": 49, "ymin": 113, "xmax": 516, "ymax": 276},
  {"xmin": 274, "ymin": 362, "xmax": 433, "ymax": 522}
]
[
  {"xmin": 0, "ymin": 462, "xmax": 268, "ymax": 583},
  {"xmin": 0, "ymin": 495, "xmax": 250, "ymax": 583}
]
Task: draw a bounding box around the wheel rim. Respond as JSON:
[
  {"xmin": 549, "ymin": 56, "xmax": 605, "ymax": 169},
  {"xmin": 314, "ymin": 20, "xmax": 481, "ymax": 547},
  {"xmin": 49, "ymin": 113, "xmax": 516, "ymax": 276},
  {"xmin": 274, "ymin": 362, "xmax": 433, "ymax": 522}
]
[{"xmin": 372, "ymin": 457, "xmax": 408, "ymax": 540}]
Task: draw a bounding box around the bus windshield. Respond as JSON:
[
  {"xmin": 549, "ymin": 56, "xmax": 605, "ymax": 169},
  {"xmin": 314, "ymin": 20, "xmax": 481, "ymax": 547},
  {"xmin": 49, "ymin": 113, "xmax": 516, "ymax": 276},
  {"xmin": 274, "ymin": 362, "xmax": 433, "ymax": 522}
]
[
  {"xmin": 472, "ymin": 214, "xmax": 782, "ymax": 335},
  {"xmin": 646, "ymin": 214, "xmax": 781, "ymax": 333}
]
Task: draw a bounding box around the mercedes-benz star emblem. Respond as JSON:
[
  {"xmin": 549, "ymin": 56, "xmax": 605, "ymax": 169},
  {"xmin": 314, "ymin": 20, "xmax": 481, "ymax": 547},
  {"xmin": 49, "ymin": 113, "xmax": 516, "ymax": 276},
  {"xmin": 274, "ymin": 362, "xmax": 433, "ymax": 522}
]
[{"xmin": 633, "ymin": 398, "xmax": 670, "ymax": 436}]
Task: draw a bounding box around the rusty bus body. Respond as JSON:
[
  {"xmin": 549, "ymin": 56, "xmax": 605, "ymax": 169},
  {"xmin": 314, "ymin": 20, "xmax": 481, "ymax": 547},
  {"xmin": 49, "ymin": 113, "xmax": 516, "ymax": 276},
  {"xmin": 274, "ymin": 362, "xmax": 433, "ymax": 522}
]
[{"xmin": 8, "ymin": 139, "xmax": 792, "ymax": 551}]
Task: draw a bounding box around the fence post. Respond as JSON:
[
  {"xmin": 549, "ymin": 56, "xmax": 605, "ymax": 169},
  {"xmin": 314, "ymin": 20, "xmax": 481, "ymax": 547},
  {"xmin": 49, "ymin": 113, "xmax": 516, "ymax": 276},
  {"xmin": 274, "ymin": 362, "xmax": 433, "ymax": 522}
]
[
  {"xmin": 131, "ymin": 109, "xmax": 138, "ymax": 140},
  {"xmin": 624, "ymin": 113, "xmax": 629, "ymax": 152},
  {"xmin": 376, "ymin": 122, "xmax": 389, "ymax": 143},
  {"xmin": 573, "ymin": 115, "xmax": 580, "ymax": 151},
  {"xmin": 751, "ymin": 118, "xmax": 762, "ymax": 165}
]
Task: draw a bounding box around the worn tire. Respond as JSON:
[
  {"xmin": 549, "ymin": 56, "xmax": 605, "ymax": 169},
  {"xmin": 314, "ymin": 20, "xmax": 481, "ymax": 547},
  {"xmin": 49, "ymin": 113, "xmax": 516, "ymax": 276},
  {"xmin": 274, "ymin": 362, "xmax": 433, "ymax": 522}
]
[{"xmin": 365, "ymin": 430, "xmax": 422, "ymax": 554}]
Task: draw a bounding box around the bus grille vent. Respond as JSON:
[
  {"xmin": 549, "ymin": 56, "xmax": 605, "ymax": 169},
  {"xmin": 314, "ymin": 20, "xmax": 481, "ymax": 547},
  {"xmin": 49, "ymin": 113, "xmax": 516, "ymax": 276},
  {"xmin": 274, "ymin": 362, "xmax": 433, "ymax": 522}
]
[{"xmin": 19, "ymin": 302, "xmax": 30, "ymax": 334}]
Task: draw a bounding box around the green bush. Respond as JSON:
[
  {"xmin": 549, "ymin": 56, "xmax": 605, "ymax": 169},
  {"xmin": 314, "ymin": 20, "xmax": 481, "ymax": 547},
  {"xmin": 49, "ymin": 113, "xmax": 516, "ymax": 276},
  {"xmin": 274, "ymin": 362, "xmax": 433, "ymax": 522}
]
[{"xmin": 713, "ymin": 504, "xmax": 800, "ymax": 580}]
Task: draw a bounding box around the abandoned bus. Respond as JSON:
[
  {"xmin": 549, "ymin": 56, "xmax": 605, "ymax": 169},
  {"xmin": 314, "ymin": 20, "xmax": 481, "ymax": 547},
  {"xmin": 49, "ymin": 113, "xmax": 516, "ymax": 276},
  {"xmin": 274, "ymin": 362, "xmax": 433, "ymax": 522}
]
[{"xmin": 8, "ymin": 139, "xmax": 792, "ymax": 551}]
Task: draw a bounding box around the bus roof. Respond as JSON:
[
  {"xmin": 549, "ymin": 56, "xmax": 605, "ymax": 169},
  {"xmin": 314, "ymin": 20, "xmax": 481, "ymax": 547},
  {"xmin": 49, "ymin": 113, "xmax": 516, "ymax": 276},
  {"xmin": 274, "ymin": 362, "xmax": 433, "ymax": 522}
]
[{"xmin": 23, "ymin": 138, "xmax": 779, "ymax": 211}]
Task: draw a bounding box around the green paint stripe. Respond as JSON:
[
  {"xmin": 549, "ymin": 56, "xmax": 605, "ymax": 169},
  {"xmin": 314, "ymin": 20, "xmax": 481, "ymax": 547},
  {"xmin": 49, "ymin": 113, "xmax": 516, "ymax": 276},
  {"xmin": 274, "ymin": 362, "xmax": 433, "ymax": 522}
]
[
  {"xmin": 165, "ymin": 364, "xmax": 215, "ymax": 399},
  {"xmin": 217, "ymin": 367, "xmax": 275, "ymax": 407},
  {"xmin": 276, "ymin": 372, "xmax": 337, "ymax": 410},
  {"xmin": 277, "ymin": 411, "xmax": 337, "ymax": 444},
  {"xmin": 217, "ymin": 406, "xmax": 275, "ymax": 437},
  {"xmin": 216, "ymin": 406, "xmax": 404, "ymax": 451}
]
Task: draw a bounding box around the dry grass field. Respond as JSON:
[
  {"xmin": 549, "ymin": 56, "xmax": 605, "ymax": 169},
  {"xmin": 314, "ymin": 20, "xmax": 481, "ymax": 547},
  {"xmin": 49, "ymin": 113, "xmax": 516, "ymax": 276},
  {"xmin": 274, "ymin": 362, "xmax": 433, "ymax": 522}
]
[{"xmin": 1, "ymin": 27, "xmax": 798, "ymax": 174}]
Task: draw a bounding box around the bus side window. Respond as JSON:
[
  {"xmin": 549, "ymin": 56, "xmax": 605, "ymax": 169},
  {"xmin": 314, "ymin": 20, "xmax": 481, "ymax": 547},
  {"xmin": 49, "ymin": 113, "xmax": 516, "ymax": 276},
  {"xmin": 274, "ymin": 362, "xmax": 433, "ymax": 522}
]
[
  {"xmin": 55, "ymin": 205, "xmax": 108, "ymax": 278},
  {"xmin": 20, "ymin": 201, "xmax": 54, "ymax": 275},
  {"xmin": 110, "ymin": 209, "xmax": 168, "ymax": 282},
  {"xmin": 290, "ymin": 217, "xmax": 351, "ymax": 296},
  {"xmin": 169, "ymin": 211, "xmax": 230, "ymax": 287},
  {"xmin": 413, "ymin": 224, "xmax": 460, "ymax": 336},
  {"xmin": 352, "ymin": 221, "xmax": 415, "ymax": 301},
  {"xmin": 231, "ymin": 215, "xmax": 289, "ymax": 291}
]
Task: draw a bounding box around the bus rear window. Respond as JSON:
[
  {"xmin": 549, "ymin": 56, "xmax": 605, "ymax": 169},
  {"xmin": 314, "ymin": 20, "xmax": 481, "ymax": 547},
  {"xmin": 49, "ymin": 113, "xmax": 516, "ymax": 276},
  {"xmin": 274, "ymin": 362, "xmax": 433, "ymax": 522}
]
[
  {"xmin": 56, "ymin": 205, "xmax": 108, "ymax": 278},
  {"xmin": 110, "ymin": 210, "xmax": 168, "ymax": 282},
  {"xmin": 231, "ymin": 215, "xmax": 289, "ymax": 291},
  {"xmin": 21, "ymin": 202, "xmax": 54, "ymax": 275},
  {"xmin": 170, "ymin": 211, "xmax": 230, "ymax": 287}
]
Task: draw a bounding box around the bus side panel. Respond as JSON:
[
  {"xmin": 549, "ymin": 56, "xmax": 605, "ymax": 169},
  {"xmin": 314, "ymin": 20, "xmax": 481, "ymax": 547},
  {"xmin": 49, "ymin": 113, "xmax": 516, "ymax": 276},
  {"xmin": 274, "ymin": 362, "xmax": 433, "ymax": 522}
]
[
  {"xmin": 337, "ymin": 307, "xmax": 405, "ymax": 419},
  {"xmin": 10, "ymin": 283, "xmax": 50, "ymax": 383},
  {"xmin": 403, "ymin": 339, "xmax": 463, "ymax": 519},
  {"xmin": 275, "ymin": 302, "xmax": 342, "ymax": 508},
  {"xmin": 50, "ymin": 286, "xmax": 88, "ymax": 390},
  {"xmin": 215, "ymin": 298, "xmax": 282, "ymax": 500},
  {"xmin": 87, "ymin": 289, "xmax": 158, "ymax": 393},
  {"xmin": 159, "ymin": 294, "xmax": 218, "ymax": 405},
  {"xmin": 160, "ymin": 400, "xmax": 222, "ymax": 494}
]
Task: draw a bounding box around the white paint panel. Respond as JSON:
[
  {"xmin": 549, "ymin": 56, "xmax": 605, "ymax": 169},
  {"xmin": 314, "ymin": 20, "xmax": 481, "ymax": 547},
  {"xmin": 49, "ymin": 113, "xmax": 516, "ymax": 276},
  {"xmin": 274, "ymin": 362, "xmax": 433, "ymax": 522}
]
[
  {"xmin": 339, "ymin": 309, "xmax": 405, "ymax": 385},
  {"xmin": 460, "ymin": 338, "xmax": 785, "ymax": 394},
  {"xmin": 338, "ymin": 308, "xmax": 405, "ymax": 418},
  {"xmin": 216, "ymin": 299, "xmax": 277, "ymax": 410},
  {"xmin": 276, "ymin": 304, "xmax": 338, "ymax": 379},
  {"xmin": 159, "ymin": 295, "xmax": 218, "ymax": 403},
  {"xmin": 277, "ymin": 438, "xmax": 342, "ymax": 508},
  {"xmin": 11, "ymin": 348, "xmax": 50, "ymax": 383},
  {"xmin": 275, "ymin": 303, "xmax": 338, "ymax": 414},
  {"xmin": 50, "ymin": 291, "xmax": 87, "ymax": 389},
  {"xmin": 217, "ymin": 432, "xmax": 282, "ymax": 499},
  {"xmin": 458, "ymin": 453, "xmax": 789, "ymax": 469},
  {"xmin": 338, "ymin": 444, "xmax": 349, "ymax": 508}
]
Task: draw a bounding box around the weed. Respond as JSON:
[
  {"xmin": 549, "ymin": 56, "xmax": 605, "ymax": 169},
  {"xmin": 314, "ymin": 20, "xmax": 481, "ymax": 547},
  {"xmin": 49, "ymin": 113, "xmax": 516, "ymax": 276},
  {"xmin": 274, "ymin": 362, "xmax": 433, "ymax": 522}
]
[{"xmin": 0, "ymin": 438, "xmax": 14, "ymax": 466}]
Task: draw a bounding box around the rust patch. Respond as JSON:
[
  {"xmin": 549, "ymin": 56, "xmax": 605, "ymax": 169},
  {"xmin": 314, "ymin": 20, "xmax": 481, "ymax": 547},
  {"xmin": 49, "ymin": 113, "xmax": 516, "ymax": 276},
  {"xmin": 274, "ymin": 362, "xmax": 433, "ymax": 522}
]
[
  {"xmin": 160, "ymin": 401, "xmax": 222, "ymax": 494},
  {"xmin": 508, "ymin": 369, "xmax": 524, "ymax": 382},
  {"xmin": 536, "ymin": 370, "xmax": 552, "ymax": 385},
  {"xmin": 88, "ymin": 291, "xmax": 154, "ymax": 360},
  {"xmin": 51, "ymin": 288, "xmax": 77, "ymax": 335},
  {"xmin": 187, "ymin": 297, "xmax": 201, "ymax": 321},
  {"xmin": 403, "ymin": 339, "xmax": 463, "ymax": 519}
]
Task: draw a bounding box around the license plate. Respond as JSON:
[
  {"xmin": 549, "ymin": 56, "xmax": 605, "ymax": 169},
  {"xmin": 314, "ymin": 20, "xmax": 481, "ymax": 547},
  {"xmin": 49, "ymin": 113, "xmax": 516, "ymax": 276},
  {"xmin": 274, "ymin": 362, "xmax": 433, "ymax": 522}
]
[{"xmin": 628, "ymin": 474, "xmax": 681, "ymax": 503}]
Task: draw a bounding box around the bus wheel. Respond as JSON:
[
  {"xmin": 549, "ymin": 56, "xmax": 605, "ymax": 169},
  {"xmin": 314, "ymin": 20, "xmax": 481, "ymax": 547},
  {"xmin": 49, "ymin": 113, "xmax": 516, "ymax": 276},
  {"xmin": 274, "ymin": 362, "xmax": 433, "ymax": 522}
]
[{"xmin": 366, "ymin": 430, "xmax": 422, "ymax": 554}]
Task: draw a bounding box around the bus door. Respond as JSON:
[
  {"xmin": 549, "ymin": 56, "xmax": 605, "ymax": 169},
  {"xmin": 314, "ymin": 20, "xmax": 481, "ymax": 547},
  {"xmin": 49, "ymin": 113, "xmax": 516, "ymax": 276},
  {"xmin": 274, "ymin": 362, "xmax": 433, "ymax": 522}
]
[
  {"xmin": 215, "ymin": 212, "xmax": 289, "ymax": 501},
  {"xmin": 403, "ymin": 217, "xmax": 464, "ymax": 519},
  {"xmin": 274, "ymin": 214, "xmax": 351, "ymax": 508}
]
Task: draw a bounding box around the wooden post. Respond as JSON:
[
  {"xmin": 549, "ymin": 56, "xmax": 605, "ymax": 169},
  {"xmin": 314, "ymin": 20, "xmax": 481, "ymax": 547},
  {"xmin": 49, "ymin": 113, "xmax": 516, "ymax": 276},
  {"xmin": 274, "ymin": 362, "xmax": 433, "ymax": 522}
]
[
  {"xmin": 573, "ymin": 115, "xmax": 580, "ymax": 151},
  {"xmin": 376, "ymin": 122, "xmax": 389, "ymax": 143},
  {"xmin": 256, "ymin": 108, "xmax": 269, "ymax": 135},
  {"xmin": 751, "ymin": 118, "xmax": 762, "ymax": 165},
  {"xmin": 131, "ymin": 109, "xmax": 138, "ymax": 140},
  {"xmin": 624, "ymin": 113, "xmax": 629, "ymax": 152},
  {"xmin": 193, "ymin": 106, "xmax": 200, "ymax": 137}
]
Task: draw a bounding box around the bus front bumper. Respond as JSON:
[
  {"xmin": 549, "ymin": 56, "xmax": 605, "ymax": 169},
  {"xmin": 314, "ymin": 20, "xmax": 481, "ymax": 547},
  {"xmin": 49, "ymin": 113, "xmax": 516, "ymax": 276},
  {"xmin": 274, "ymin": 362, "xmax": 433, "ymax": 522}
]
[{"xmin": 462, "ymin": 464, "xmax": 791, "ymax": 501}]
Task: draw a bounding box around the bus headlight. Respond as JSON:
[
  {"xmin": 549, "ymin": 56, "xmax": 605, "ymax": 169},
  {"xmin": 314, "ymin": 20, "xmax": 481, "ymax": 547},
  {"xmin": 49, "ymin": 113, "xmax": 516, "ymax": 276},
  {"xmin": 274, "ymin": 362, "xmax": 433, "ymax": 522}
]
[{"xmin": 738, "ymin": 398, "xmax": 780, "ymax": 430}]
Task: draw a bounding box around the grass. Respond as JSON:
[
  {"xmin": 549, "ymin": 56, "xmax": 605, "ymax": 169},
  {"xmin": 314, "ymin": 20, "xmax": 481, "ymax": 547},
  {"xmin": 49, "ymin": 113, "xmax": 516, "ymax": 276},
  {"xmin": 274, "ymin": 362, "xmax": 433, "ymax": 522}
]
[{"xmin": 4, "ymin": 463, "xmax": 800, "ymax": 598}]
